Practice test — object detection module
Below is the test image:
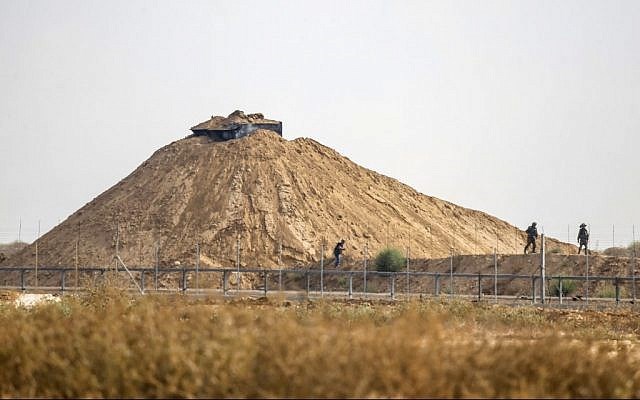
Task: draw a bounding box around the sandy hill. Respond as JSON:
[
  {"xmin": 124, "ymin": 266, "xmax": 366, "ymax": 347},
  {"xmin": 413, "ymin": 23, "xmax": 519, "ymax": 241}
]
[{"xmin": 3, "ymin": 129, "xmax": 573, "ymax": 269}]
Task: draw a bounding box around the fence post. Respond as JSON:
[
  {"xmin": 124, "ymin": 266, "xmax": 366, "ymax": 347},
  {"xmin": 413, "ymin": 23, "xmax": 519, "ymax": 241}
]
[
  {"xmin": 35, "ymin": 221, "xmax": 40, "ymax": 288},
  {"xmin": 61, "ymin": 269, "xmax": 66, "ymax": 292},
  {"xmin": 494, "ymin": 247, "xmax": 498, "ymax": 303},
  {"xmin": 140, "ymin": 270, "xmax": 145, "ymax": 293},
  {"xmin": 406, "ymin": 246, "xmax": 410, "ymax": 297},
  {"xmin": 390, "ymin": 273, "xmax": 395, "ymax": 300},
  {"xmin": 236, "ymin": 236, "xmax": 240, "ymax": 296},
  {"xmin": 320, "ymin": 241, "xmax": 324, "ymax": 298},
  {"xmin": 279, "ymin": 269, "xmax": 283, "ymax": 292},
  {"xmin": 195, "ymin": 243, "xmax": 200, "ymax": 294},
  {"xmin": 182, "ymin": 269, "xmax": 187, "ymax": 292},
  {"xmin": 73, "ymin": 239, "xmax": 80, "ymax": 291},
  {"xmin": 263, "ymin": 271, "xmax": 268, "ymax": 296},
  {"xmin": 633, "ymin": 225, "xmax": 637, "ymax": 303},
  {"xmin": 21, "ymin": 269, "xmax": 25, "ymax": 291},
  {"xmin": 363, "ymin": 243, "xmax": 368, "ymax": 299},
  {"xmin": 540, "ymin": 234, "xmax": 546, "ymax": 304},
  {"xmin": 222, "ymin": 270, "xmax": 229, "ymax": 295},
  {"xmin": 586, "ymin": 238, "xmax": 590, "ymax": 305},
  {"xmin": 559, "ymin": 278, "xmax": 563, "ymax": 305},
  {"xmin": 154, "ymin": 243, "xmax": 159, "ymax": 291},
  {"xmin": 615, "ymin": 278, "xmax": 620, "ymax": 305},
  {"xmin": 449, "ymin": 249, "xmax": 454, "ymax": 299},
  {"xmin": 477, "ymin": 273, "xmax": 482, "ymax": 301},
  {"xmin": 531, "ymin": 276, "xmax": 536, "ymax": 304},
  {"xmin": 348, "ymin": 273, "xmax": 353, "ymax": 299}
]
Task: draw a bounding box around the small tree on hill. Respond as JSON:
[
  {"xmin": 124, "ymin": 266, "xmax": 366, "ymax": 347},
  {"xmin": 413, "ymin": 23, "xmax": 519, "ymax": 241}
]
[{"xmin": 374, "ymin": 248, "xmax": 405, "ymax": 272}]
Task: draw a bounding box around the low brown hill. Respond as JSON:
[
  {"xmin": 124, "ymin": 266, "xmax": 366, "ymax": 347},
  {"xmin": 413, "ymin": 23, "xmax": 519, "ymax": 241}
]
[{"xmin": 3, "ymin": 130, "xmax": 573, "ymax": 269}]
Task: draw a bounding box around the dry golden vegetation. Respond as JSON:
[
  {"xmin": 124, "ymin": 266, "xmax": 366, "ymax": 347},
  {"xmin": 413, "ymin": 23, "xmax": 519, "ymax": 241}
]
[{"xmin": 1, "ymin": 285, "xmax": 640, "ymax": 398}]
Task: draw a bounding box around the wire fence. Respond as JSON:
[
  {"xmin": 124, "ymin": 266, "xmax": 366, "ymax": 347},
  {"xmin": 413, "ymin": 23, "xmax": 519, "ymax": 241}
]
[
  {"xmin": 1, "ymin": 224, "xmax": 639, "ymax": 309},
  {"xmin": 1, "ymin": 261, "xmax": 637, "ymax": 307},
  {"xmin": 559, "ymin": 224, "xmax": 639, "ymax": 252}
]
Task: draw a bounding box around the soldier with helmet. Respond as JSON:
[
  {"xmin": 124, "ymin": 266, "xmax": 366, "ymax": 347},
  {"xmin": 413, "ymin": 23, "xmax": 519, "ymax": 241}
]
[
  {"xmin": 524, "ymin": 222, "xmax": 538, "ymax": 254},
  {"xmin": 577, "ymin": 223, "xmax": 589, "ymax": 254},
  {"xmin": 333, "ymin": 239, "xmax": 346, "ymax": 267}
]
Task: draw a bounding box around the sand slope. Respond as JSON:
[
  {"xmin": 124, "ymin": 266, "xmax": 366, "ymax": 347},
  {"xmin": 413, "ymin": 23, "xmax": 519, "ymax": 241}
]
[{"xmin": 3, "ymin": 130, "xmax": 573, "ymax": 268}]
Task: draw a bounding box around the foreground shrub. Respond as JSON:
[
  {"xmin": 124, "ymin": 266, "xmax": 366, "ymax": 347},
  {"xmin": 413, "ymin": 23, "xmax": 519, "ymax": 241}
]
[
  {"xmin": 374, "ymin": 247, "xmax": 406, "ymax": 272},
  {"xmin": 1, "ymin": 292, "xmax": 640, "ymax": 398}
]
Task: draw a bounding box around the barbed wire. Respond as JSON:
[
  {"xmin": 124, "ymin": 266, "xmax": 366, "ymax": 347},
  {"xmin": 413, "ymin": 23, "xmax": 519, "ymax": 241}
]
[{"xmin": 0, "ymin": 223, "xmax": 639, "ymax": 249}]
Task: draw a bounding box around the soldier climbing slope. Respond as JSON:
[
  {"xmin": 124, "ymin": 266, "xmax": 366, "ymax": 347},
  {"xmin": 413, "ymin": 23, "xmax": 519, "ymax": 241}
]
[
  {"xmin": 333, "ymin": 239, "xmax": 345, "ymax": 267},
  {"xmin": 577, "ymin": 223, "xmax": 589, "ymax": 254},
  {"xmin": 524, "ymin": 222, "xmax": 538, "ymax": 254}
]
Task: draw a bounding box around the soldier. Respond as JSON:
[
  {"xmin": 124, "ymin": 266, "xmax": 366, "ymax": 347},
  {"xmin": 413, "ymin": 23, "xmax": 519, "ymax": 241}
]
[
  {"xmin": 333, "ymin": 239, "xmax": 345, "ymax": 267},
  {"xmin": 577, "ymin": 223, "xmax": 589, "ymax": 255},
  {"xmin": 524, "ymin": 222, "xmax": 538, "ymax": 254}
]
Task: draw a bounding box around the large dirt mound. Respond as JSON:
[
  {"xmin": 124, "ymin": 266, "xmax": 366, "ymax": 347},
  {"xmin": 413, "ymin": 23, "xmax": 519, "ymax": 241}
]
[{"xmin": 3, "ymin": 129, "xmax": 573, "ymax": 268}]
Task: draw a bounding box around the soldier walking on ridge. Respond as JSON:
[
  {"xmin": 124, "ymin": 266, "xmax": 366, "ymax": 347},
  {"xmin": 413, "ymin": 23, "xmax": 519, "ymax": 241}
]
[
  {"xmin": 524, "ymin": 222, "xmax": 538, "ymax": 254},
  {"xmin": 577, "ymin": 223, "xmax": 589, "ymax": 255},
  {"xmin": 333, "ymin": 239, "xmax": 345, "ymax": 267}
]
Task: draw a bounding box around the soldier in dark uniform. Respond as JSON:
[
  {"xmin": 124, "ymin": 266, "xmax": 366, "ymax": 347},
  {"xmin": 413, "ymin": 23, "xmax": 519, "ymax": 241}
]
[
  {"xmin": 577, "ymin": 223, "xmax": 589, "ymax": 254},
  {"xmin": 333, "ymin": 239, "xmax": 345, "ymax": 267},
  {"xmin": 524, "ymin": 222, "xmax": 538, "ymax": 254}
]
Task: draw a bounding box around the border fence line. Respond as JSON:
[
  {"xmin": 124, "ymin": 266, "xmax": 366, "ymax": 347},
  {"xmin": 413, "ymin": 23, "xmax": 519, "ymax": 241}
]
[{"xmin": 1, "ymin": 265, "xmax": 638, "ymax": 306}]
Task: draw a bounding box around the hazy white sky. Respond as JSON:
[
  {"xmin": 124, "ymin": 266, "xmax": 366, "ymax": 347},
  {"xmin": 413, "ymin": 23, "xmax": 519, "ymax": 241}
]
[{"xmin": 1, "ymin": 0, "xmax": 638, "ymax": 248}]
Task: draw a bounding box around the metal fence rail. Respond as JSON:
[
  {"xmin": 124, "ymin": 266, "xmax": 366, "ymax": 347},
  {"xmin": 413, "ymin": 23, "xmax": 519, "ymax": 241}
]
[{"xmin": 1, "ymin": 266, "xmax": 637, "ymax": 306}]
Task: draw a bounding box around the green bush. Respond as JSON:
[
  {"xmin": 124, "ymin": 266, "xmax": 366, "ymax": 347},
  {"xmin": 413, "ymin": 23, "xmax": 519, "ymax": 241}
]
[
  {"xmin": 374, "ymin": 248, "xmax": 406, "ymax": 272},
  {"xmin": 550, "ymin": 279, "xmax": 576, "ymax": 297}
]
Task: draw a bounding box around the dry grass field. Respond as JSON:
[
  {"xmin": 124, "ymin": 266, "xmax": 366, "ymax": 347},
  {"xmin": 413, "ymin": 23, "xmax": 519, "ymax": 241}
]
[{"xmin": 1, "ymin": 282, "xmax": 639, "ymax": 398}]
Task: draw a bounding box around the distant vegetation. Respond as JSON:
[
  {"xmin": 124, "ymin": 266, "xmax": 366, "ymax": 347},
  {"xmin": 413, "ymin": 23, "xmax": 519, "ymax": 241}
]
[
  {"xmin": 374, "ymin": 247, "xmax": 406, "ymax": 272},
  {"xmin": 0, "ymin": 287, "xmax": 639, "ymax": 397}
]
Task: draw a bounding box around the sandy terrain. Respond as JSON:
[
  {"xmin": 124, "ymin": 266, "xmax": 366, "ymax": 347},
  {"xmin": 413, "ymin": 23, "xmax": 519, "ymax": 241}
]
[{"xmin": 2, "ymin": 129, "xmax": 573, "ymax": 269}]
